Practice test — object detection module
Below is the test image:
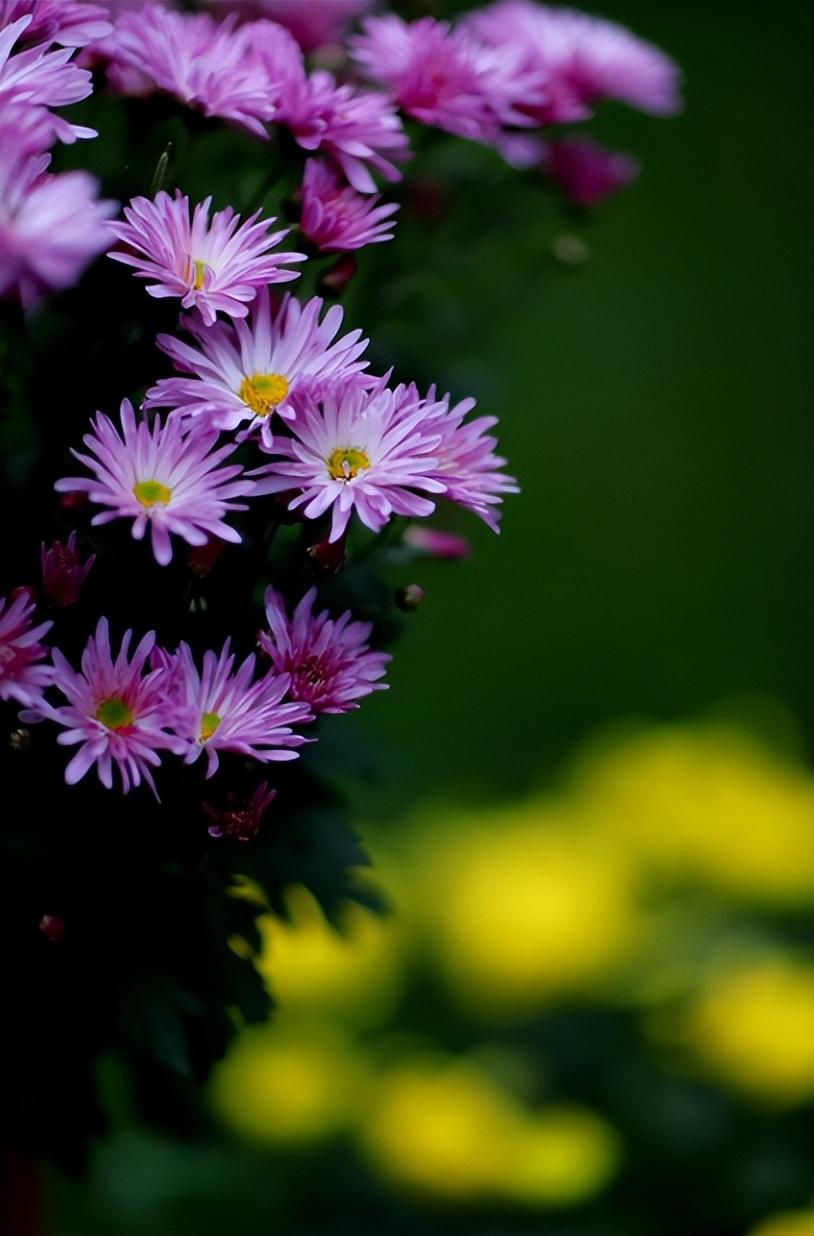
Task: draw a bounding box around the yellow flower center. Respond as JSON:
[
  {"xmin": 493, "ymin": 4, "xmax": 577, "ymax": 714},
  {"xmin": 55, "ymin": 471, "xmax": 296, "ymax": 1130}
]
[
  {"xmin": 133, "ymin": 479, "xmax": 172, "ymax": 508},
  {"xmin": 239, "ymin": 372, "xmax": 290, "ymax": 416},
  {"xmin": 199, "ymin": 711, "xmax": 221, "ymax": 742},
  {"xmin": 327, "ymin": 447, "xmax": 370, "ymax": 481},
  {"xmin": 96, "ymin": 697, "xmax": 133, "ymax": 730}
]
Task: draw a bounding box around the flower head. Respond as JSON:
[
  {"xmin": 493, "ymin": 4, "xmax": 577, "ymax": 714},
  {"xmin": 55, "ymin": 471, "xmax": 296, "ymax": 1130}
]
[
  {"xmin": 261, "ymin": 586, "xmax": 389, "ymax": 714},
  {"xmin": 0, "ymin": 14, "xmax": 96, "ymax": 143},
  {"xmin": 55, "ymin": 399, "xmax": 253, "ymax": 566},
  {"xmin": 299, "ymin": 158, "xmax": 399, "ymax": 253},
  {"xmin": 229, "ymin": 0, "xmax": 375, "ymax": 53},
  {"xmin": 463, "ymin": 2, "xmax": 681, "ymax": 124},
  {"xmin": 40, "ymin": 532, "xmax": 95, "ymax": 606},
  {"xmin": 203, "ymin": 780, "xmax": 277, "ymax": 842},
  {"xmin": 0, "ymin": 591, "xmax": 54, "ymax": 707},
  {"xmin": 146, "ymin": 289, "xmax": 372, "ymax": 449},
  {"xmin": 0, "ymin": 0, "xmax": 112, "ymax": 49},
  {"xmin": 251, "ymin": 382, "xmax": 446, "ymax": 542},
  {"xmin": 40, "ymin": 618, "xmax": 177, "ymax": 794},
  {"xmin": 0, "ymin": 118, "xmax": 116, "ymax": 307},
  {"xmin": 544, "ymin": 136, "xmax": 639, "ymax": 205},
  {"xmin": 108, "ymin": 191, "xmax": 304, "ymax": 325},
  {"xmin": 102, "ymin": 5, "xmax": 276, "ymax": 137},
  {"xmin": 157, "ymin": 640, "xmax": 312, "ymax": 777}
]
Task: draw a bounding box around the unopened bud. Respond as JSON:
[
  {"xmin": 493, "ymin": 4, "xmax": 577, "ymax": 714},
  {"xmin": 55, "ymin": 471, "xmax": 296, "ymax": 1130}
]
[
  {"xmin": 308, "ymin": 535, "xmax": 346, "ymax": 573},
  {"xmin": 403, "ymin": 526, "xmax": 471, "ymax": 561},
  {"xmin": 551, "ymin": 234, "xmax": 589, "ymax": 267},
  {"xmin": 188, "ymin": 536, "xmax": 226, "ymax": 577},
  {"xmin": 41, "ymin": 532, "xmax": 94, "ymax": 606},
  {"xmin": 39, "ymin": 915, "xmax": 65, "ymax": 943},
  {"xmin": 318, "ymin": 255, "xmax": 357, "ymax": 296},
  {"xmin": 395, "ymin": 583, "xmax": 425, "ymax": 611},
  {"xmin": 9, "ymin": 727, "xmax": 30, "ymax": 752},
  {"xmin": 58, "ymin": 489, "xmax": 88, "ymax": 511}
]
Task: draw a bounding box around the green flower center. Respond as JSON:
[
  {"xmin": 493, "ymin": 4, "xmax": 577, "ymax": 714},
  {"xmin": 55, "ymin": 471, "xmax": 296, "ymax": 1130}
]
[
  {"xmin": 133, "ymin": 479, "xmax": 172, "ymax": 508},
  {"xmin": 96, "ymin": 697, "xmax": 133, "ymax": 730},
  {"xmin": 327, "ymin": 447, "xmax": 370, "ymax": 481},
  {"xmin": 200, "ymin": 711, "xmax": 221, "ymax": 742}
]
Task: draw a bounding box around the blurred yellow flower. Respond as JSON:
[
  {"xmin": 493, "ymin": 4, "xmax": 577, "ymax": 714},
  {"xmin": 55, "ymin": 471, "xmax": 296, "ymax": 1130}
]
[
  {"xmin": 501, "ymin": 1104, "xmax": 622, "ymax": 1206},
  {"xmin": 573, "ymin": 726, "xmax": 812, "ymax": 906},
  {"xmin": 746, "ymin": 1208, "xmax": 814, "ymax": 1236},
  {"xmin": 416, "ymin": 808, "xmax": 644, "ymax": 1015},
  {"xmin": 210, "ymin": 1024, "xmax": 367, "ymax": 1145},
  {"xmin": 253, "ymin": 882, "xmax": 404, "ymax": 1028},
  {"xmin": 662, "ymin": 956, "xmax": 814, "ymax": 1106}
]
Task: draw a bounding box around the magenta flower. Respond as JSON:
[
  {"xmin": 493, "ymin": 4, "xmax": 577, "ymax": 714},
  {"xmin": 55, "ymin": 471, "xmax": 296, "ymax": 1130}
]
[
  {"xmin": 0, "ymin": 122, "xmax": 116, "ymax": 307},
  {"xmin": 0, "ymin": 14, "xmax": 96, "ymax": 144},
  {"xmin": 425, "ymin": 392, "xmax": 519, "ymax": 533},
  {"xmin": 0, "ymin": 591, "xmax": 54, "ymax": 708},
  {"xmin": 55, "ymin": 399, "xmax": 253, "ymax": 566},
  {"xmin": 41, "ymin": 618, "xmax": 176, "ymax": 795},
  {"xmin": 544, "ymin": 136, "xmax": 639, "ymax": 205},
  {"xmin": 102, "ymin": 6, "xmax": 277, "ymax": 138},
  {"xmin": 203, "ymin": 780, "xmax": 277, "ymax": 843},
  {"xmin": 463, "ymin": 2, "xmax": 681, "ymax": 125},
  {"xmin": 299, "ymin": 158, "xmax": 399, "ymax": 253},
  {"xmin": 0, "ymin": 0, "xmax": 112, "ymax": 49},
  {"xmin": 108, "ymin": 191, "xmax": 305, "ymax": 325},
  {"xmin": 251, "ymin": 382, "xmax": 445, "ymax": 542},
  {"xmin": 145, "ymin": 289, "xmax": 372, "ymax": 449},
  {"xmin": 40, "ymin": 532, "xmax": 95, "ymax": 607},
  {"xmin": 157, "ymin": 641, "xmax": 312, "ymax": 778},
  {"xmin": 261, "ymin": 586, "xmax": 389, "ymax": 714},
  {"xmin": 214, "ymin": 0, "xmax": 375, "ymax": 54},
  {"xmin": 350, "ymin": 14, "xmax": 539, "ymax": 142}
]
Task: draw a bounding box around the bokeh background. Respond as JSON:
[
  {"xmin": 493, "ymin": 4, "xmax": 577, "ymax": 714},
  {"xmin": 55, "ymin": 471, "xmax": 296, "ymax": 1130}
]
[{"xmin": 48, "ymin": 0, "xmax": 812, "ymax": 1233}]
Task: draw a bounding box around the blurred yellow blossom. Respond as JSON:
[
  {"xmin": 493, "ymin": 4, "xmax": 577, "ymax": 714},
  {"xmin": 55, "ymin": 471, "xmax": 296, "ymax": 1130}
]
[
  {"xmin": 210, "ymin": 1024, "xmax": 367, "ymax": 1145},
  {"xmin": 746, "ymin": 1208, "xmax": 814, "ymax": 1236},
  {"xmin": 501, "ymin": 1104, "xmax": 622, "ymax": 1206},
  {"xmin": 572, "ymin": 725, "xmax": 812, "ymax": 906}
]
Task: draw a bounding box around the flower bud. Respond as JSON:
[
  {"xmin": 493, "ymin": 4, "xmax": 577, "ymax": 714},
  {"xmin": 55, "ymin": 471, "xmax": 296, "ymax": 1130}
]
[
  {"xmin": 318, "ymin": 255, "xmax": 358, "ymax": 296},
  {"xmin": 38, "ymin": 915, "xmax": 65, "ymax": 943},
  {"xmin": 308, "ymin": 534, "xmax": 346, "ymax": 573},
  {"xmin": 40, "ymin": 532, "xmax": 95, "ymax": 606},
  {"xmin": 203, "ymin": 783, "xmax": 277, "ymax": 843},
  {"xmin": 403, "ymin": 526, "xmax": 471, "ymax": 561},
  {"xmin": 395, "ymin": 583, "xmax": 425, "ymax": 611}
]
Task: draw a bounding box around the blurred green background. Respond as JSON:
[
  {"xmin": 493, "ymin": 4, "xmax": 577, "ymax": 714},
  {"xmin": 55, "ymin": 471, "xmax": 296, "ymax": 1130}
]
[{"xmin": 48, "ymin": 0, "xmax": 812, "ymax": 1233}]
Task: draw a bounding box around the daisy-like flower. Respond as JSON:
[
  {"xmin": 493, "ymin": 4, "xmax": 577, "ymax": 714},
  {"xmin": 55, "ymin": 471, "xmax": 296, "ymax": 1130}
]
[
  {"xmin": 251, "ymin": 382, "xmax": 446, "ymax": 541},
  {"xmin": 260, "ymin": 586, "xmax": 389, "ymax": 714},
  {"xmin": 299, "ymin": 158, "xmax": 399, "ymax": 253},
  {"xmin": 157, "ymin": 640, "xmax": 312, "ymax": 778},
  {"xmin": 0, "ymin": 0, "xmax": 112, "ymax": 49},
  {"xmin": 54, "ymin": 399, "xmax": 253, "ymax": 566},
  {"xmin": 145, "ymin": 289, "xmax": 372, "ymax": 449},
  {"xmin": 422, "ymin": 388, "xmax": 519, "ymax": 532},
  {"xmin": 102, "ymin": 6, "xmax": 277, "ymax": 138},
  {"xmin": 463, "ymin": 1, "xmax": 681, "ymax": 124},
  {"xmin": 39, "ymin": 618, "xmax": 177, "ymax": 794},
  {"xmin": 203, "ymin": 780, "xmax": 277, "ymax": 843},
  {"xmin": 543, "ymin": 136, "xmax": 639, "ymax": 205},
  {"xmin": 207, "ymin": 0, "xmax": 375, "ymax": 54},
  {"xmin": 0, "ymin": 591, "xmax": 54, "ymax": 708},
  {"xmin": 350, "ymin": 14, "xmax": 540, "ymax": 142},
  {"xmin": 108, "ymin": 191, "xmax": 305, "ymax": 325},
  {"xmin": 0, "ymin": 118, "xmax": 117, "ymax": 307},
  {"xmin": 0, "ymin": 15, "xmax": 96, "ymax": 144}
]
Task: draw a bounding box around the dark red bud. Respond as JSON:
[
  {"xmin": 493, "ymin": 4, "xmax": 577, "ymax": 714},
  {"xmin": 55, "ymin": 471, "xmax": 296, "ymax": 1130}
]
[
  {"xmin": 307, "ymin": 535, "xmax": 346, "ymax": 573},
  {"xmin": 39, "ymin": 915, "xmax": 65, "ymax": 943},
  {"xmin": 318, "ymin": 255, "xmax": 357, "ymax": 296}
]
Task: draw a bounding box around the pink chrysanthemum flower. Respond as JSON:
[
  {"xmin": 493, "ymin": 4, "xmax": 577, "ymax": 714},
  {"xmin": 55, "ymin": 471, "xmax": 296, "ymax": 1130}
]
[
  {"xmin": 40, "ymin": 618, "xmax": 176, "ymax": 794},
  {"xmin": 156, "ymin": 640, "xmax": 312, "ymax": 778},
  {"xmin": 54, "ymin": 399, "xmax": 253, "ymax": 566},
  {"xmin": 251, "ymin": 382, "xmax": 445, "ymax": 541},
  {"xmin": 0, "ymin": 120, "xmax": 116, "ymax": 307},
  {"xmin": 0, "ymin": 15, "xmax": 96, "ymax": 144},
  {"xmin": 260, "ymin": 586, "xmax": 389, "ymax": 714},
  {"xmin": 544, "ymin": 136, "xmax": 639, "ymax": 205},
  {"xmin": 0, "ymin": 591, "xmax": 54, "ymax": 708},
  {"xmin": 350, "ymin": 14, "xmax": 539, "ymax": 142},
  {"xmin": 463, "ymin": 2, "xmax": 681, "ymax": 125},
  {"xmin": 207, "ymin": 0, "xmax": 375, "ymax": 54},
  {"xmin": 299, "ymin": 158, "xmax": 399, "ymax": 253},
  {"xmin": 102, "ymin": 5, "xmax": 277, "ymax": 138},
  {"xmin": 145, "ymin": 289, "xmax": 372, "ymax": 449},
  {"xmin": 421, "ymin": 389, "xmax": 519, "ymax": 532},
  {"xmin": 108, "ymin": 191, "xmax": 304, "ymax": 326},
  {"xmin": 0, "ymin": 0, "xmax": 112, "ymax": 49}
]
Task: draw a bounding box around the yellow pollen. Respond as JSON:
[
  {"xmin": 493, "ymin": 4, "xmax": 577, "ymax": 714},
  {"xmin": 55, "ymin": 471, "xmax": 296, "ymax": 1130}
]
[
  {"xmin": 192, "ymin": 258, "xmax": 210, "ymax": 290},
  {"xmin": 96, "ymin": 696, "xmax": 133, "ymax": 730},
  {"xmin": 327, "ymin": 446, "xmax": 370, "ymax": 481},
  {"xmin": 200, "ymin": 711, "xmax": 221, "ymax": 742},
  {"xmin": 239, "ymin": 372, "xmax": 290, "ymax": 416},
  {"xmin": 133, "ymin": 479, "xmax": 172, "ymax": 508}
]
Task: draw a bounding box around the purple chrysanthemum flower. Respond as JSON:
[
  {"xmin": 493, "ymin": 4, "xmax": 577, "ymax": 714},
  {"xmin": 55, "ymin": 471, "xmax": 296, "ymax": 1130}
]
[
  {"xmin": 0, "ymin": 15, "xmax": 96, "ymax": 143},
  {"xmin": 145, "ymin": 289, "xmax": 372, "ymax": 449},
  {"xmin": 543, "ymin": 136, "xmax": 639, "ymax": 205},
  {"xmin": 299, "ymin": 158, "xmax": 399, "ymax": 253},
  {"xmin": 156, "ymin": 640, "xmax": 312, "ymax": 777},
  {"xmin": 102, "ymin": 5, "xmax": 277, "ymax": 138},
  {"xmin": 250, "ymin": 382, "xmax": 445, "ymax": 542},
  {"xmin": 0, "ymin": 591, "xmax": 54, "ymax": 708},
  {"xmin": 203, "ymin": 780, "xmax": 277, "ymax": 843},
  {"xmin": 463, "ymin": 2, "xmax": 681, "ymax": 125},
  {"xmin": 108, "ymin": 191, "xmax": 305, "ymax": 325},
  {"xmin": 206, "ymin": 0, "xmax": 375, "ymax": 54},
  {"xmin": 350, "ymin": 14, "xmax": 539, "ymax": 143},
  {"xmin": 0, "ymin": 116, "xmax": 116, "ymax": 307},
  {"xmin": 39, "ymin": 618, "xmax": 176, "ymax": 795},
  {"xmin": 54, "ymin": 399, "xmax": 253, "ymax": 566},
  {"xmin": 260, "ymin": 585, "xmax": 389, "ymax": 714},
  {"xmin": 0, "ymin": 0, "xmax": 112, "ymax": 49}
]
